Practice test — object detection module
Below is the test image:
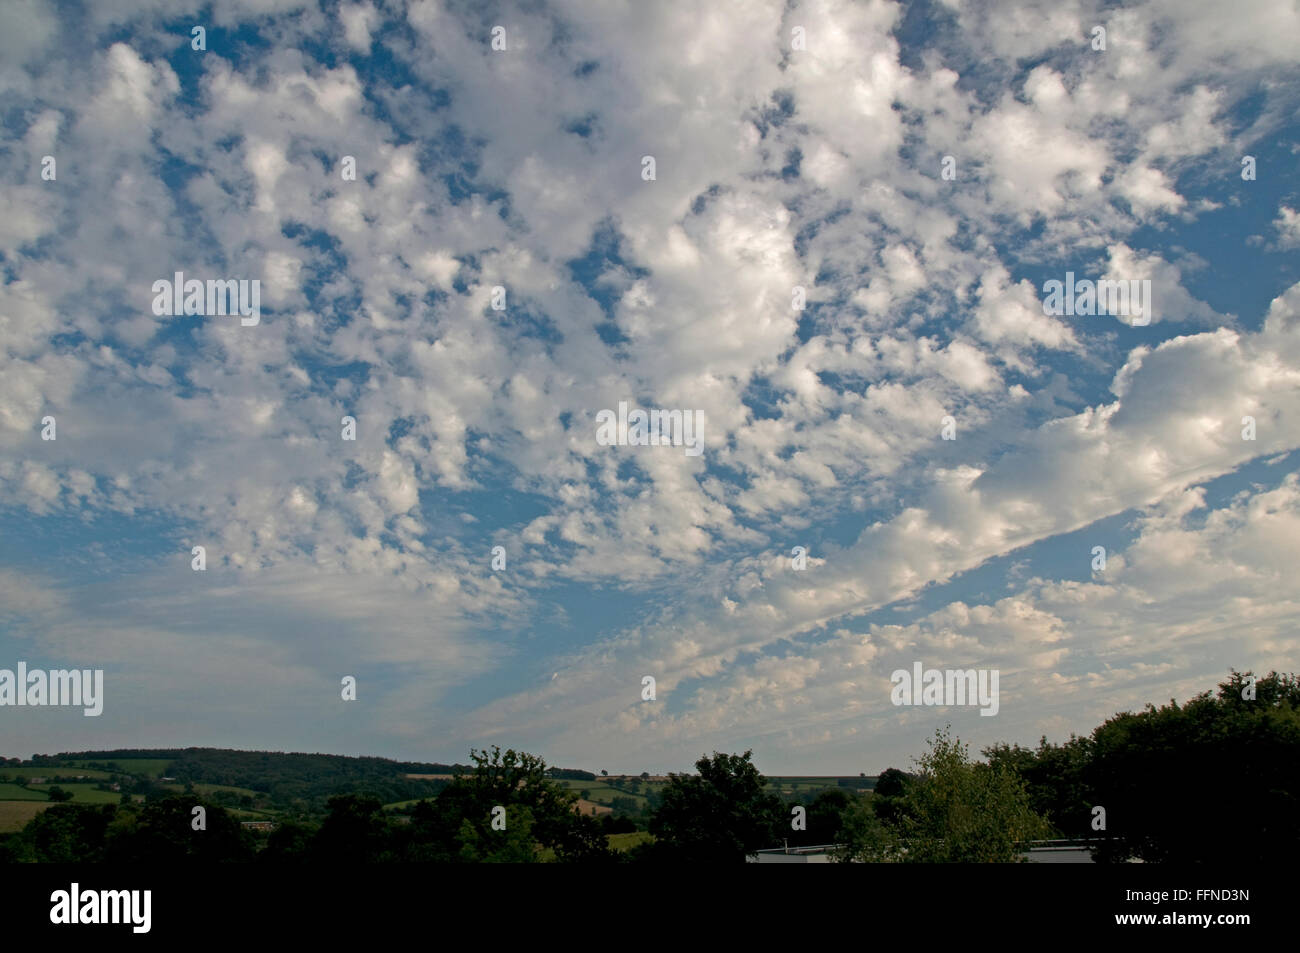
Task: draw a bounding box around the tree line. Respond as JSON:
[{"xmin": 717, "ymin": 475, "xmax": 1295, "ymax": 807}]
[{"xmin": 3, "ymin": 670, "xmax": 1294, "ymax": 863}]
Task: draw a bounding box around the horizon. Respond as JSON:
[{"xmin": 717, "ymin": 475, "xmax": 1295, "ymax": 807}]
[{"xmin": 1, "ymin": 664, "xmax": 1259, "ymax": 776}]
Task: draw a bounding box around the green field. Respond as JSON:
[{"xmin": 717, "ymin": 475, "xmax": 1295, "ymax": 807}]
[
  {"xmin": 160, "ymin": 782, "xmax": 261, "ymax": 798},
  {"xmin": 557, "ymin": 776, "xmax": 865, "ymax": 802},
  {"xmin": 0, "ymin": 783, "xmax": 50, "ymax": 801},
  {"xmin": 383, "ymin": 798, "xmax": 436, "ymax": 811},
  {"xmin": 230, "ymin": 807, "xmax": 280, "ymax": 819},
  {"xmin": 0, "ymin": 766, "xmax": 113, "ymax": 781},
  {"xmin": 65, "ymin": 758, "xmax": 172, "ymax": 777},
  {"xmin": 608, "ymin": 831, "xmax": 653, "ymax": 851},
  {"xmin": 195, "ymin": 783, "xmax": 260, "ymax": 797},
  {"xmin": 767, "ymin": 779, "xmax": 852, "ymax": 795},
  {"xmin": 0, "ymin": 801, "xmax": 51, "ymax": 832},
  {"xmin": 555, "ymin": 780, "xmax": 650, "ymax": 807},
  {"xmin": 29, "ymin": 784, "xmax": 121, "ymax": 804}
]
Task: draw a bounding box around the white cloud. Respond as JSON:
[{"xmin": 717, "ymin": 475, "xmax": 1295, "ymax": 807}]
[
  {"xmin": 1274, "ymin": 206, "xmax": 1300, "ymax": 249},
  {"xmin": 1, "ymin": 0, "xmax": 1297, "ymax": 768}
]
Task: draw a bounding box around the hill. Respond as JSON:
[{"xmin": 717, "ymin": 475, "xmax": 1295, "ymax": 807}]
[{"xmin": 18, "ymin": 748, "xmax": 474, "ymax": 810}]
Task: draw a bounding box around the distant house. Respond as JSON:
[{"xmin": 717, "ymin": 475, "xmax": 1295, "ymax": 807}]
[
  {"xmin": 28, "ymin": 777, "xmax": 46, "ymax": 785},
  {"xmin": 239, "ymin": 821, "xmax": 278, "ymax": 832}
]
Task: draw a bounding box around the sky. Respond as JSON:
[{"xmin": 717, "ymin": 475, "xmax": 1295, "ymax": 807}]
[{"xmin": 1, "ymin": 0, "xmax": 1298, "ymax": 775}]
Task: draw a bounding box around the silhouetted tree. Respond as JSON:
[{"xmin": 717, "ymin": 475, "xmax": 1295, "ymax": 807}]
[
  {"xmin": 107, "ymin": 796, "xmax": 253, "ymax": 863},
  {"xmin": 311, "ymin": 794, "xmax": 391, "ymax": 863},
  {"xmin": 643, "ymin": 751, "xmax": 784, "ymax": 862}
]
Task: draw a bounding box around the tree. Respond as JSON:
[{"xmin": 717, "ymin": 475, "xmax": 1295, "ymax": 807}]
[
  {"xmin": 599, "ymin": 813, "xmax": 637, "ymax": 835},
  {"xmin": 981, "ymin": 671, "xmax": 1300, "ymax": 863},
  {"xmin": 1084, "ymin": 670, "xmax": 1300, "ymax": 863},
  {"xmin": 891, "ymin": 729, "xmax": 1050, "ymax": 863},
  {"xmin": 835, "ymin": 794, "xmax": 899, "ymax": 862},
  {"xmin": 400, "ymin": 746, "xmax": 614, "ymax": 863},
  {"xmin": 983, "ymin": 736, "xmax": 1091, "ymax": 839},
  {"xmin": 873, "ymin": 768, "xmax": 911, "ymax": 799},
  {"xmin": 46, "ymin": 786, "xmax": 74, "ymax": 803},
  {"xmin": 106, "ymin": 796, "xmax": 253, "ymax": 863},
  {"xmin": 608, "ymin": 795, "xmax": 638, "ymax": 815},
  {"xmin": 789, "ymin": 787, "xmax": 858, "ymax": 847},
  {"xmin": 869, "ymin": 767, "xmax": 914, "ymax": 826},
  {"xmin": 0, "ymin": 804, "xmax": 117, "ymax": 862},
  {"xmin": 601, "ymin": 770, "xmax": 608, "ymax": 777},
  {"xmin": 311, "ymin": 794, "xmax": 391, "ymax": 863},
  {"xmin": 644, "ymin": 751, "xmax": 784, "ymax": 862},
  {"xmin": 260, "ymin": 819, "xmax": 316, "ymax": 863}
]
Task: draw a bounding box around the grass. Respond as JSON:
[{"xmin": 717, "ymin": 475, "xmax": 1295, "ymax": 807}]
[
  {"xmin": 194, "ymin": 783, "xmax": 260, "ymax": 797},
  {"xmin": 554, "ymin": 780, "xmax": 649, "ymax": 807},
  {"xmin": 29, "ymin": 784, "xmax": 121, "ymax": 804},
  {"xmin": 160, "ymin": 782, "xmax": 261, "ymax": 798},
  {"xmin": 0, "ymin": 801, "xmax": 51, "ymax": 832},
  {"xmin": 773, "ymin": 785, "xmax": 838, "ymax": 794},
  {"xmin": 608, "ymin": 831, "xmax": 653, "ymax": 851},
  {"xmin": 0, "ymin": 766, "xmax": 113, "ymax": 781},
  {"xmin": 383, "ymin": 798, "xmax": 436, "ymax": 811},
  {"xmin": 767, "ymin": 778, "xmax": 868, "ymax": 796},
  {"xmin": 230, "ymin": 808, "xmax": 280, "ymax": 819},
  {"xmin": 0, "ymin": 783, "xmax": 51, "ymax": 801}
]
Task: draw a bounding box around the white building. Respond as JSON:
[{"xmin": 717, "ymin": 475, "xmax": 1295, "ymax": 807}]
[{"xmin": 747, "ymin": 844, "xmax": 841, "ymax": 863}]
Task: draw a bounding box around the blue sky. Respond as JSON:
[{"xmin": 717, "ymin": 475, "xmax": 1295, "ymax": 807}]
[{"xmin": 1, "ymin": 0, "xmax": 1298, "ymax": 774}]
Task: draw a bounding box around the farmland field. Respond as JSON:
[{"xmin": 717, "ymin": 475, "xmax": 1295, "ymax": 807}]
[
  {"xmin": 767, "ymin": 778, "xmax": 860, "ymax": 795},
  {"xmin": 0, "ymin": 766, "xmax": 113, "ymax": 781},
  {"xmin": 160, "ymin": 782, "xmax": 261, "ymax": 798},
  {"xmin": 0, "ymin": 783, "xmax": 50, "ymax": 800},
  {"xmin": 557, "ymin": 776, "xmax": 869, "ymax": 801},
  {"xmin": 608, "ymin": 831, "xmax": 653, "ymax": 851},
  {"xmin": 0, "ymin": 801, "xmax": 51, "ymax": 832},
  {"xmin": 28, "ymin": 783, "xmax": 121, "ymax": 804},
  {"xmin": 554, "ymin": 779, "xmax": 650, "ymax": 806}
]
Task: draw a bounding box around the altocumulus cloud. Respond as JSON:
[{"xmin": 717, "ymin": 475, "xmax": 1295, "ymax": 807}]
[{"xmin": 0, "ymin": 0, "xmax": 1297, "ymax": 772}]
